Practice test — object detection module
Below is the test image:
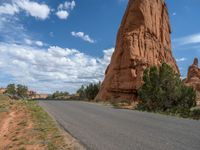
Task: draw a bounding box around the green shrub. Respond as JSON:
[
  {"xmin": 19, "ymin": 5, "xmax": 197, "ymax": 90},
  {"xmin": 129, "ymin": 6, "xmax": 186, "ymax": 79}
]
[
  {"xmin": 48, "ymin": 91, "xmax": 69, "ymax": 100},
  {"xmin": 190, "ymin": 107, "xmax": 200, "ymax": 119},
  {"xmin": 17, "ymin": 84, "xmax": 28, "ymax": 99},
  {"xmin": 6, "ymin": 84, "xmax": 16, "ymax": 96},
  {"xmin": 77, "ymin": 82, "xmax": 101, "ymax": 101},
  {"xmin": 6, "ymin": 84, "xmax": 28, "ymax": 99},
  {"xmin": 137, "ymin": 63, "xmax": 196, "ymax": 117}
]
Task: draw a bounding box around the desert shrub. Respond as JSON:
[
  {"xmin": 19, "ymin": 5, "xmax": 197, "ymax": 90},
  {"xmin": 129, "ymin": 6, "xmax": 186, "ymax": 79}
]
[
  {"xmin": 47, "ymin": 91, "xmax": 69, "ymax": 100},
  {"xmin": 110, "ymin": 99, "xmax": 132, "ymax": 108},
  {"xmin": 6, "ymin": 84, "xmax": 28, "ymax": 99},
  {"xmin": 137, "ymin": 63, "xmax": 196, "ymax": 117},
  {"xmin": 6, "ymin": 84, "xmax": 16, "ymax": 96},
  {"xmin": 190, "ymin": 107, "xmax": 200, "ymax": 119},
  {"xmin": 17, "ymin": 84, "xmax": 28, "ymax": 99}
]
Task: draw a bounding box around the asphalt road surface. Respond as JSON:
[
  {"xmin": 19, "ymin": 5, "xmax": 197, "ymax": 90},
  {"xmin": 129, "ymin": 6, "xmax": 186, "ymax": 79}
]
[{"xmin": 39, "ymin": 101, "xmax": 200, "ymax": 150}]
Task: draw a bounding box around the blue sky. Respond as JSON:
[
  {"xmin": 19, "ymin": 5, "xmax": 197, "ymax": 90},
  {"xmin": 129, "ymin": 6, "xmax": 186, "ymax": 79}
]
[{"xmin": 0, "ymin": 0, "xmax": 200, "ymax": 93}]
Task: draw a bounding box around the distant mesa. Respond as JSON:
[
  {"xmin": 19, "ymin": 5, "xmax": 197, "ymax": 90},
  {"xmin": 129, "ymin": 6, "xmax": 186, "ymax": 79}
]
[
  {"xmin": 0, "ymin": 88, "xmax": 48, "ymax": 100},
  {"xmin": 185, "ymin": 58, "xmax": 200, "ymax": 106},
  {"xmin": 28, "ymin": 90, "xmax": 49, "ymax": 99},
  {"xmin": 95, "ymin": 0, "xmax": 179, "ymax": 103}
]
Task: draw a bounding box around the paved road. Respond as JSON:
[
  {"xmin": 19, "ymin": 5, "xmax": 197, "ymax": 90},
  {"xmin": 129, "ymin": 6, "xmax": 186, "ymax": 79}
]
[{"xmin": 39, "ymin": 101, "xmax": 200, "ymax": 150}]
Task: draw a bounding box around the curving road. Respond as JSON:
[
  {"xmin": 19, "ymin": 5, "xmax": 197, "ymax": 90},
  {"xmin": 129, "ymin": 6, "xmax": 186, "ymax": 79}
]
[{"xmin": 39, "ymin": 101, "xmax": 200, "ymax": 150}]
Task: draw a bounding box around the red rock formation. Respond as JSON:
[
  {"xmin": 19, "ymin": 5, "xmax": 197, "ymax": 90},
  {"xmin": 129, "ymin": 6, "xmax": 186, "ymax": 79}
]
[
  {"xmin": 185, "ymin": 58, "xmax": 200, "ymax": 106},
  {"xmin": 95, "ymin": 0, "xmax": 179, "ymax": 102}
]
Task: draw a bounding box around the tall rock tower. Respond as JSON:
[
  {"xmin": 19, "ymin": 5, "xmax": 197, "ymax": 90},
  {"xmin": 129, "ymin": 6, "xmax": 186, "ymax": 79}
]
[
  {"xmin": 95, "ymin": 0, "xmax": 179, "ymax": 102},
  {"xmin": 185, "ymin": 58, "xmax": 200, "ymax": 106}
]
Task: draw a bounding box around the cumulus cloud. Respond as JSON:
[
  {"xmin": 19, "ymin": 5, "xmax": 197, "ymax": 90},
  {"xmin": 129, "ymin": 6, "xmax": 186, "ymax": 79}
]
[
  {"xmin": 71, "ymin": 31, "xmax": 95, "ymax": 43},
  {"xmin": 0, "ymin": 0, "xmax": 50, "ymax": 20},
  {"xmin": 35, "ymin": 41, "xmax": 43, "ymax": 47},
  {"xmin": 0, "ymin": 42, "xmax": 114, "ymax": 93},
  {"xmin": 56, "ymin": 0, "xmax": 75, "ymax": 20},
  {"xmin": 98, "ymin": 48, "xmax": 114, "ymax": 65},
  {"xmin": 56, "ymin": 10, "xmax": 69, "ymax": 19},
  {"xmin": 15, "ymin": 0, "xmax": 50, "ymax": 20}
]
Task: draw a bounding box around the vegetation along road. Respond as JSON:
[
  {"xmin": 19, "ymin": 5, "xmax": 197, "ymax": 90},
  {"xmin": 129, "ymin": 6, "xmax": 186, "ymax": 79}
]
[{"xmin": 39, "ymin": 100, "xmax": 200, "ymax": 150}]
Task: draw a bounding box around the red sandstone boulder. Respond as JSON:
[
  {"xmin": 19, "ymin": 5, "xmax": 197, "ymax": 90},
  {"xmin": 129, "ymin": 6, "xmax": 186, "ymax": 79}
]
[{"xmin": 95, "ymin": 0, "xmax": 179, "ymax": 102}]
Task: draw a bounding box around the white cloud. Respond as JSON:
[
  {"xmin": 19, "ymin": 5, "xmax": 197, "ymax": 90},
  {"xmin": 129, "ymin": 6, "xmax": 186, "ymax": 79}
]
[
  {"xmin": 25, "ymin": 39, "xmax": 32, "ymax": 45},
  {"xmin": 56, "ymin": 0, "xmax": 75, "ymax": 20},
  {"xmin": 71, "ymin": 31, "xmax": 95, "ymax": 43},
  {"xmin": 0, "ymin": 3, "xmax": 19, "ymax": 15},
  {"xmin": 176, "ymin": 57, "xmax": 187, "ymax": 62},
  {"xmin": 24, "ymin": 39, "xmax": 44, "ymax": 47},
  {"xmin": 98, "ymin": 48, "xmax": 114, "ymax": 65},
  {"xmin": 56, "ymin": 10, "xmax": 69, "ymax": 19},
  {"xmin": 0, "ymin": 14, "xmax": 27, "ymax": 43},
  {"xmin": 35, "ymin": 41, "xmax": 43, "ymax": 47},
  {"xmin": 0, "ymin": 0, "xmax": 50, "ymax": 20},
  {"xmin": 174, "ymin": 33, "xmax": 200, "ymax": 46},
  {"xmin": 58, "ymin": 1, "xmax": 76, "ymax": 10},
  {"xmin": 0, "ymin": 42, "xmax": 114, "ymax": 93},
  {"xmin": 15, "ymin": 0, "xmax": 50, "ymax": 20}
]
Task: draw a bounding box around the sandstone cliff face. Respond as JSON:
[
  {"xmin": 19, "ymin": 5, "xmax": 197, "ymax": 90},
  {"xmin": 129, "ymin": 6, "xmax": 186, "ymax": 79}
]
[
  {"xmin": 185, "ymin": 58, "xmax": 200, "ymax": 106},
  {"xmin": 96, "ymin": 0, "xmax": 179, "ymax": 102}
]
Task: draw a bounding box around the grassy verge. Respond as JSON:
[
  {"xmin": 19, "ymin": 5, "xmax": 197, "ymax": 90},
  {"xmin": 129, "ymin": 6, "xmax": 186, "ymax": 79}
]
[
  {"xmin": 0, "ymin": 95, "xmax": 12, "ymax": 112},
  {"xmin": 0, "ymin": 94, "xmax": 82, "ymax": 149},
  {"xmin": 18, "ymin": 100, "xmax": 68, "ymax": 149}
]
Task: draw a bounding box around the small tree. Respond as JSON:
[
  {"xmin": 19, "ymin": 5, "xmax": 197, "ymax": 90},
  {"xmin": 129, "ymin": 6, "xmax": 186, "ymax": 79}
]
[
  {"xmin": 77, "ymin": 82, "xmax": 101, "ymax": 101},
  {"xmin": 6, "ymin": 84, "xmax": 16, "ymax": 96},
  {"xmin": 17, "ymin": 84, "xmax": 28, "ymax": 99},
  {"xmin": 85, "ymin": 82, "xmax": 101, "ymax": 100},
  {"xmin": 77, "ymin": 85, "xmax": 86, "ymax": 99},
  {"xmin": 138, "ymin": 63, "xmax": 196, "ymax": 116}
]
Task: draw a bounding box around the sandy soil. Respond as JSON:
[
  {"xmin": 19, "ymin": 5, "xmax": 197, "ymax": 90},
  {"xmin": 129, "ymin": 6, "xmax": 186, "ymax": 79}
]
[
  {"xmin": 0, "ymin": 95, "xmax": 85, "ymax": 150},
  {"xmin": 0, "ymin": 106, "xmax": 44, "ymax": 150}
]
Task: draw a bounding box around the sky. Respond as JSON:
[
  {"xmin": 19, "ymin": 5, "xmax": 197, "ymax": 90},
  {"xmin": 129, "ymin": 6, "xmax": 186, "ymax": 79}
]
[{"xmin": 0, "ymin": 0, "xmax": 200, "ymax": 93}]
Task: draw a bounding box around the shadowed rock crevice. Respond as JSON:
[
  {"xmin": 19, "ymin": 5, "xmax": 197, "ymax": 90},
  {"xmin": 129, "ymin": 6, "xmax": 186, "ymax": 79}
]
[{"xmin": 96, "ymin": 0, "xmax": 179, "ymax": 102}]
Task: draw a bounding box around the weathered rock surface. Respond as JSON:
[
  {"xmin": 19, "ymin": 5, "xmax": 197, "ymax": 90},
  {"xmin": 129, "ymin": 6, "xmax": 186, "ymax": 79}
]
[
  {"xmin": 95, "ymin": 0, "xmax": 179, "ymax": 102},
  {"xmin": 185, "ymin": 58, "xmax": 200, "ymax": 106}
]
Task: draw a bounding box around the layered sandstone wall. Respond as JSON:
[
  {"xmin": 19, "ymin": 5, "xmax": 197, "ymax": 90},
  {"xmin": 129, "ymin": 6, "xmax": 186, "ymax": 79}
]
[{"xmin": 96, "ymin": 0, "xmax": 179, "ymax": 102}]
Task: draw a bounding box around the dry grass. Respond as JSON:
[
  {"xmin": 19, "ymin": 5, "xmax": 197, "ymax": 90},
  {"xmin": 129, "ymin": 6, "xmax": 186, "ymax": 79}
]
[{"xmin": 0, "ymin": 94, "xmax": 83, "ymax": 150}]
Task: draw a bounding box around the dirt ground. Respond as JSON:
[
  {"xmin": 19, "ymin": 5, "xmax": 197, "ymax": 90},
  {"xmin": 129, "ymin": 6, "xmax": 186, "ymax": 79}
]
[
  {"xmin": 0, "ymin": 104, "xmax": 43, "ymax": 150},
  {"xmin": 0, "ymin": 95, "xmax": 84, "ymax": 150}
]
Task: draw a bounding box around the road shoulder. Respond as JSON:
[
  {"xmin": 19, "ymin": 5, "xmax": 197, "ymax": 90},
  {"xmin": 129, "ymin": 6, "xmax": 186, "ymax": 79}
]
[{"xmin": 0, "ymin": 95, "xmax": 84, "ymax": 150}]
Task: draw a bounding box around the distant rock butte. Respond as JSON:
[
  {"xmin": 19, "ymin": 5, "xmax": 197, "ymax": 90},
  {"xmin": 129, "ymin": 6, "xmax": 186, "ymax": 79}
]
[
  {"xmin": 185, "ymin": 58, "xmax": 200, "ymax": 106},
  {"xmin": 95, "ymin": 0, "xmax": 179, "ymax": 102}
]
